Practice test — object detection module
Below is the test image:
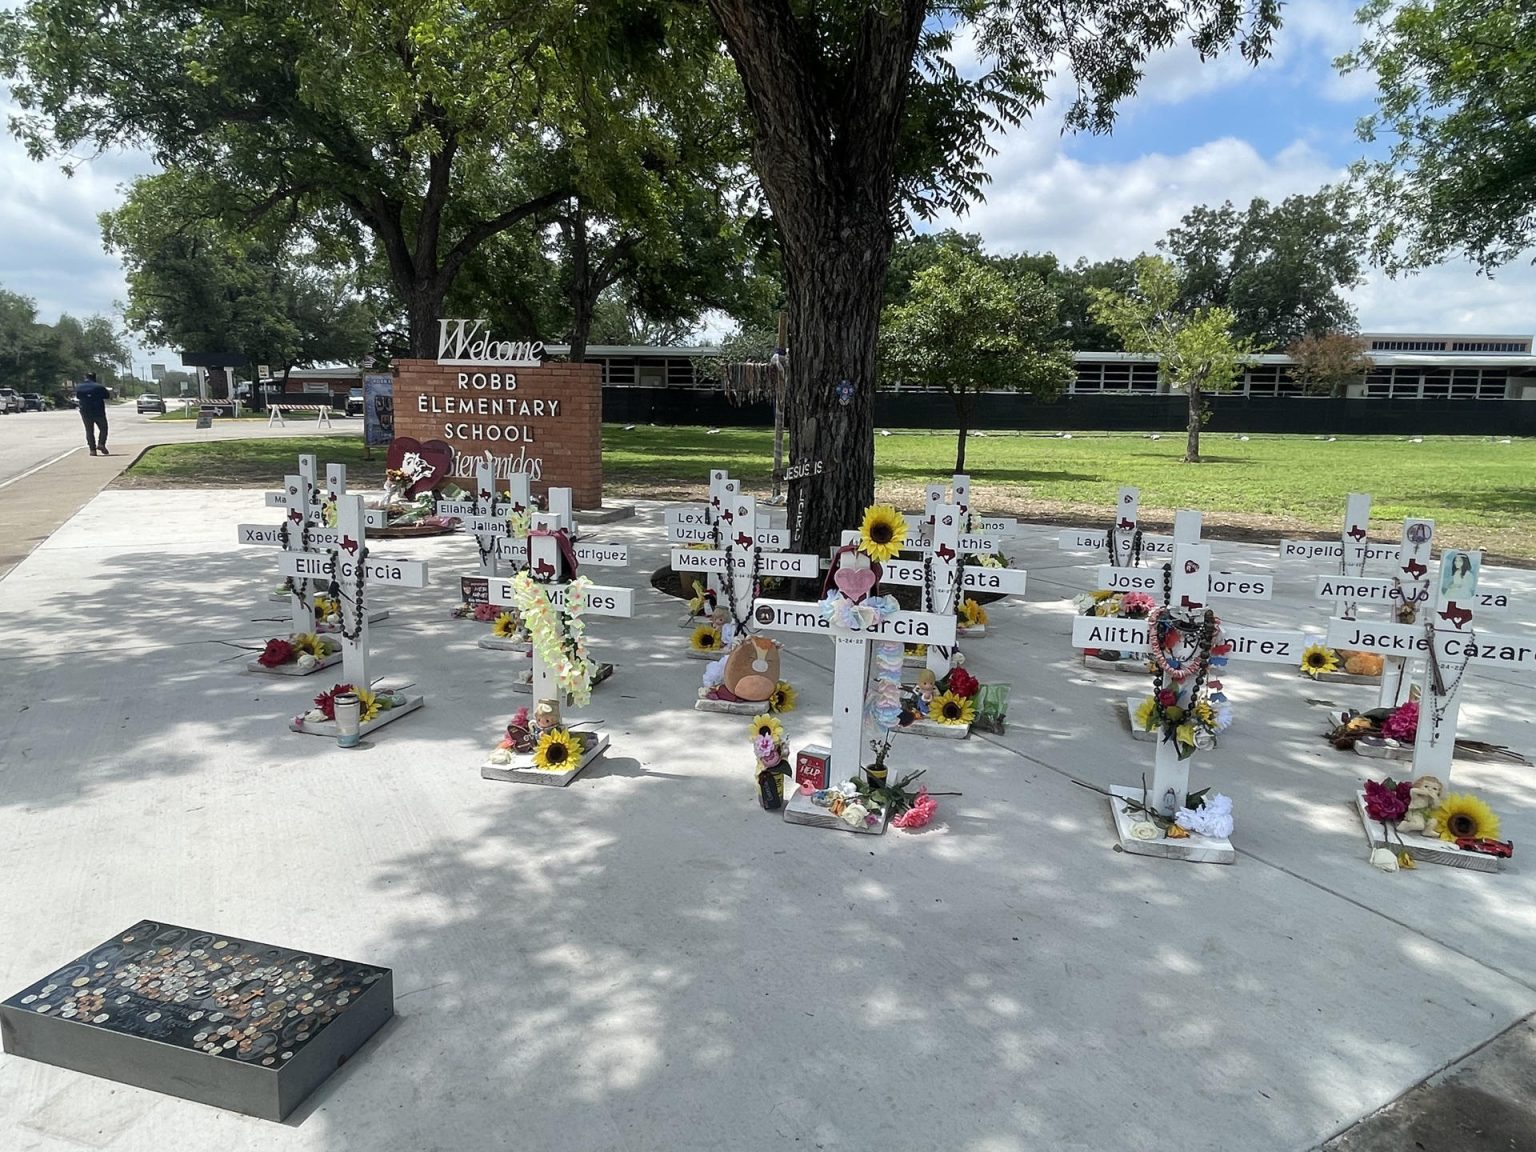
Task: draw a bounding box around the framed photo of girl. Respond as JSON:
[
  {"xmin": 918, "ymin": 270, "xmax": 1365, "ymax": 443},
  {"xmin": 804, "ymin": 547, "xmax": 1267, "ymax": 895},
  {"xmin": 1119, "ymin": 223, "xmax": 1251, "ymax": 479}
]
[{"xmin": 1440, "ymin": 550, "xmax": 1480, "ymax": 604}]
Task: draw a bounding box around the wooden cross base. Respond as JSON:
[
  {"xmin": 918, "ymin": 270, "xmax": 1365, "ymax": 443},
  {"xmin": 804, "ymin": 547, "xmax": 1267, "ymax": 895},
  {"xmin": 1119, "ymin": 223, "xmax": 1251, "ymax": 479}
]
[
  {"xmin": 481, "ymin": 733, "xmax": 611, "ymax": 787},
  {"xmin": 1108, "ymin": 785, "xmax": 1234, "ymax": 865},
  {"xmin": 1082, "ymin": 653, "xmax": 1154, "ymax": 674},
  {"xmin": 895, "ymin": 719, "xmax": 969, "ymax": 740},
  {"xmin": 476, "ymin": 636, "xmax": 532, "ymax": 654},
  {"xmin": 782, "ymin": 787, "xmax": 891, "ymax": 835},
  {"xmin": 694, "ymin": 697, "xmax": 771, "ymax": 716},
  {"xmin": 1354, "ymin": 792, "xmax": 1501, "ymax": 872},
  {"xmin": 957, "ymin": 625, "xmax": 987, "ymax": 639},
  {"xmin": 246, "ymin": 651, "xmax": 343, "ymax": 677},
  {"xmin": 1300, "ymin": 670, "xmax": 1382, "ymax": 686},
  {"xmin": 290, "ymin": 694, "xmax": 425, "ymax": 739}
]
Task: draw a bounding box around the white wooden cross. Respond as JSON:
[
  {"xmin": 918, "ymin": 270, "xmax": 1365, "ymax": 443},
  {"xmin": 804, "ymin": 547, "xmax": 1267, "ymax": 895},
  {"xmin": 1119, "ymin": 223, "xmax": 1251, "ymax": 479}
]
[
  {"xmin": 279, "ymin": 494, "xmax": 429, "ymax": 692},
  {"xmin": 281, "ymin": 494, "xmax": 431, "ymax": 737},
  {"xmin": 1057, "ymin": 486, "xmax": 1177, "ymax": 569},
  {"xmin": 920, "ymin": 474, "xmax": 1019, "ymax": 539},
  {"xmin": 490, "ymin": 485, "xmax": 630, "ymax": 575},
  {"xmin": 442, "ymin": 466, "xmax": 532, "ymax": 578},
  {"xmin": 669, "ymin": 492, "xmax": 819, "ymax": 640},
  {"xmin": 752, "ymin": 589, "xmax": 957, "ymax": 786},
  {"xmin": 485, "ymin": 514, "xmax": 635, "ymax": 697},
  {"xmin": 664, "ymin": 469, "xmax": 740, "ymax": 600},
  {"xmin": 1281, "ymin": 493, "xmax": 1399, "ymax": 621},
  {"xmin": 853, "ymin": 503, "xmax": 962, "ymax": 685}
]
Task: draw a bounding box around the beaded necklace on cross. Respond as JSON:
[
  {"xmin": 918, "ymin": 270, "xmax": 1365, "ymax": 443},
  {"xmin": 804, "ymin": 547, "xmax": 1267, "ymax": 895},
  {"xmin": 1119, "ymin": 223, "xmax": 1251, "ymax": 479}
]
[
  {"xmin": 1424, "ymin": 619, "xmax": 1474, "ymax": 736},
  {"xmin": 720, "ymin": 542, "xmax": 763, "ymax": 633},
  {"xmin": 1146, "ymin": 562, "xmax": 1219, "ymax": 684},
  {"xmin": 325, "ymin": 545, "xmax": 369, "ymax": 641},
  {"xmin": 278, "ymin": 520, "xmax": 312, "ymax": 607},
  {"xmin": 1105, "ymin": 523, "xmax": 1144, "ymax": 568}
]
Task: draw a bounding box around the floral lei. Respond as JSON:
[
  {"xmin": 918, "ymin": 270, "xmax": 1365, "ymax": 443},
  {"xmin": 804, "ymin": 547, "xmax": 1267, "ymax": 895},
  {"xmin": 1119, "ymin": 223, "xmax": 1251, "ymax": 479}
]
[{"xmin": 511, "ymin": 570, "xmax": 593, "ymax": 706}]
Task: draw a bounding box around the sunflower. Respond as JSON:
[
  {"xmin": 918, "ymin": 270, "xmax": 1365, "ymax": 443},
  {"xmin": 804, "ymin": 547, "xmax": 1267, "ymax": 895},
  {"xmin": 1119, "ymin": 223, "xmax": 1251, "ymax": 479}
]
[
  {"xmin": 686, "ymin": 580, "xmax": 710, "ymax": 615},
  {"xmin": 313, "ymin": 595, "xmax": 340, "ymax": 620},
  {"xmin": 959, "ymin": 598, "xmax": 989, "ymax": 628},
  {"xmin": 1300, "ymin": 643, "xmax": 1340, "ymax": 678},
  {"xmin": 492, "ymin": 612, "xmax": 523, "ymax": 639},
  {"xmin": 904, "ymin": 642, "xmax": 928, "ymax": 658},
  {"xmin": 533, "ymin": 728, "xmax": 580, "ymax": 772},
  {"xmin": 291, "ymin": 632, "xmax": 329, "ymax": 658},
  {"xmin": 1192, "ymin": 699, "xmax": 1216, "ymax": 728},
  {"xmin": 690, "ymin": 624, "xmax": 723, "ymax": 652},
  {"xmin": 768, "ymin": 680, "xmax": 797, "ymax": 713},
  {"xmin": 353, "ymin": 686, "xmax": 381, "ymax": 724},
  {"xmin": 1134, "ymin": 696, "xmax": 1158, "ymax": 731},
  {"xmin": 1432, "ymin": 793, "xmax": 1501, "ymax": 842},
  {"xmin": 932, "ymin": 690, "xmax": 975, "ymax": 726},
  {"xmin": 858, "ymin": 505, "xmax": 908, "ymax": 562},
  {"xmin": 750, "ymin": 714, "xmax": 785, "ymax": 743}
]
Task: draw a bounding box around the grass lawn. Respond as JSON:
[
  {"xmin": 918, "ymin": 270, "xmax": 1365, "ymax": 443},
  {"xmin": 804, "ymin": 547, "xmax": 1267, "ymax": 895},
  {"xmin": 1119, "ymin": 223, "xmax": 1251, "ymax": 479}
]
[{"xmin": 120, "ymin": 426, "xmax": 1536, "ymax": 561}]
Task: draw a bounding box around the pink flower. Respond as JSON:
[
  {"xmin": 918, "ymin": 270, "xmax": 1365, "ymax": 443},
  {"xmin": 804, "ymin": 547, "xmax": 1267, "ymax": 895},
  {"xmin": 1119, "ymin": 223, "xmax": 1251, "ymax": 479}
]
[
  {"xmin": 1364, "ymin": 778, "xmax": 1412, "ymax": 823},
  {"xmin": 472, "ymin": 602, "xmax": 498, "ymax": 622},
  {"xmin": 893, "ymin": 788, "xmax": 938, "ymax": 829},
  {"xmin": 1120, "ymin": 592, "xmax": 1156, "ymax": 617},
  {"xmin": 1156, "ymin": 689, "xmax": 1177, "ymax": 707},
  {"xmin": 1381, "ymin": 700, "xmax": 1419, "ymax": 742}
]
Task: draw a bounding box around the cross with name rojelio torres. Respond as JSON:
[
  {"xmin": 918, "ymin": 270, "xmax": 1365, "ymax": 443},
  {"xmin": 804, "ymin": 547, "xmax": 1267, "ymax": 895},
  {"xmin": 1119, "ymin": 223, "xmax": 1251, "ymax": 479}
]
[
  {"xmin": 1324, "ymin": 542, "xmax": 1534, "ymax": 782},
  {"xmin": 669, "ymin": 491, "xmax": 818, "ymax": 638},
  {"xmin": 242, "ymin": 460, "xmax": 388, "ymax": 636},
  {"xmin": 484, "ymin": 513, "xmax": 635, "ymax": 696},
  {"xmin": 282, "ymin": 494, "xmax": 431, "ymax": 736}
]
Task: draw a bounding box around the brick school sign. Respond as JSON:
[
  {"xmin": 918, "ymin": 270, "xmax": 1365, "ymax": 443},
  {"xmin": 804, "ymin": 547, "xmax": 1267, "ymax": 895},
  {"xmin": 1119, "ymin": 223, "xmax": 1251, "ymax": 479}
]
[{"xmin": 391, "ymin": 322, "xmax": 601, "ymax": 507}]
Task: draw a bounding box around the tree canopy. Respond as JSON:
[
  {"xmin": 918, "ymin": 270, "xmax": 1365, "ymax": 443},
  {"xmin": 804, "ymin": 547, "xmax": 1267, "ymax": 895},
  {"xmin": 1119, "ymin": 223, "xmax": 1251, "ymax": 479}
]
[
  {"xmin": 1340, "ymin": 0, "xmax": 1536, "ymax": 273},
  {"xmin": 1159, "ymin": 189, "xmax": 1365, "ymax": 347},
  {"xmin": 0, "ymin": 286, "xmax": 129, "ymax": 397}
]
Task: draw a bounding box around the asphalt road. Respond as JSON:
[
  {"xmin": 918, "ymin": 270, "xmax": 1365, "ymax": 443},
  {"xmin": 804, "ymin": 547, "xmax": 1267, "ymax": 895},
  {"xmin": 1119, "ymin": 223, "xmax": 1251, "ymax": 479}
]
[{"xmin": 0, "ymin": 403, "xmax": 359, "ymax": 578}]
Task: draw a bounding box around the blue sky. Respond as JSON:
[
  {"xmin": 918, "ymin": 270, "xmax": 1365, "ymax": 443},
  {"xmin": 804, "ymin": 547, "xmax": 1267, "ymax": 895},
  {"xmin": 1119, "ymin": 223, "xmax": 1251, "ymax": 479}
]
[{"xmin": 2, "ymin": 0, "xmax": 1533, "ymax": 366}]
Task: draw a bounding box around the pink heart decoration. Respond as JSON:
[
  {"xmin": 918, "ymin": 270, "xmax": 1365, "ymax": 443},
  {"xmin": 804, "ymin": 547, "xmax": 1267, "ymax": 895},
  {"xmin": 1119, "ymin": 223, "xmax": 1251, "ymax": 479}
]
[
  {"xmin": 386, "ymin": 437, "xmax": 455, "ymax": 496},
  {"xmin": 833, "ymin": 564, "xmax": 880, "ymax": 603}
]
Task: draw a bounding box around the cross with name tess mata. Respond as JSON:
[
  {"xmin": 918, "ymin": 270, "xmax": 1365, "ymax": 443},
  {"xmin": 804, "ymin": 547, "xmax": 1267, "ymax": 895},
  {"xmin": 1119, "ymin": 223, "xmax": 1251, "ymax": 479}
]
[
  {"xmin": 276, "ymin": 493, "xmax": 430, "ymax": 691},
  {"xmin": 1322, "ymin": 542, "xmax": 1536, "ymax": 781},
  {"xmin": 1070, "ymin": 512, "xmax": 1301, "ymax": 816}
]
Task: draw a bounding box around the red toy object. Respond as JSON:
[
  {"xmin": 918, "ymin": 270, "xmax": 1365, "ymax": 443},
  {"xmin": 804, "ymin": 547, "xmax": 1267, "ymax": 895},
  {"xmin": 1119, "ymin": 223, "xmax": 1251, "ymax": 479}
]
[
  {"xmin": 795, "ymin": 744, "xmax": 831, "ymax": 792},
  {"xmin": 1455, "ymin": 837, "xmax": 1514, "ymax": 858}
]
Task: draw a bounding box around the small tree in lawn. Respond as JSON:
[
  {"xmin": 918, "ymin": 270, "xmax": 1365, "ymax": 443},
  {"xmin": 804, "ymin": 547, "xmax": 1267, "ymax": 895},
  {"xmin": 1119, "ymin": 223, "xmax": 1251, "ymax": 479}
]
[
  {"xmin": 881, "ymin": 247, "xmax": 1073, "ymax": 472},
  {"xmin": 1287, "ymin": 331, "xmax": 1373, "ymax": 399},
  {"xmin": 1090, "ymin": 255, "xmax": 1257, "ymax": 463}
]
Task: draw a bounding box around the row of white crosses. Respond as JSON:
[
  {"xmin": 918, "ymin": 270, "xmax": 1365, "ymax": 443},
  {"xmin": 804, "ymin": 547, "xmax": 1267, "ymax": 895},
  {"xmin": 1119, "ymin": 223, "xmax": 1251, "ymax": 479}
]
[
  {"xmin": 1070, "ymin": 512, "xmax": 1302, "ymax": 859},
  {"xmin": 439, "ymin": 465, "xmax": 533, "ymax": 581},
  {"xmin": 1057, "ymin": 486, "xmax": 1177, "ymax": 572},
  {"xmin": 241, "ymin": 456, "xmax": 387, "ymax": 641}
]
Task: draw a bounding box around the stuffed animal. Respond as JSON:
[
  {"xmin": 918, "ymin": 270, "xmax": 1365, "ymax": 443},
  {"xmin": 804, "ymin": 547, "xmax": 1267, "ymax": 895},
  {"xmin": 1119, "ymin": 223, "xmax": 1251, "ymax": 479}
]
[{"xmin": 721, "ymin": 635, "xmax": 781, "ymax": 702}]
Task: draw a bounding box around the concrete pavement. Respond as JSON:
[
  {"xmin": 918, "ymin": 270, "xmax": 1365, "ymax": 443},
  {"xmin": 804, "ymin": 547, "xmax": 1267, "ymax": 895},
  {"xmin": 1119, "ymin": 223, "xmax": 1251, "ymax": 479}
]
[
  {"xmin": 2, "ymin": 490, "xmax": 1536, "ymax": 1149},
  {"xmin": 0, "ymin": 406, "xmax": 359, "ymax": 578}
]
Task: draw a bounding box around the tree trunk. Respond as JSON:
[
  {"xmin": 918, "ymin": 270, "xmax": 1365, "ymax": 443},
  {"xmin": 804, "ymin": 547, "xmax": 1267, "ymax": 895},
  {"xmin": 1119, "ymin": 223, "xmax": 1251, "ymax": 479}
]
[
  {"xmin": 1185, "ymin": 383, "xmax": 1203, "ymax": 463},
  {"xmin": 953, "ymin": 389, "xmax": 970, "ymax": 473},
  {"xmin": 782, "ymin": 223, "xmax": 890, "ymax": 556},
  {"xmin": 405, "ymin": 280, "xmax": 450, "ymax": 359}
]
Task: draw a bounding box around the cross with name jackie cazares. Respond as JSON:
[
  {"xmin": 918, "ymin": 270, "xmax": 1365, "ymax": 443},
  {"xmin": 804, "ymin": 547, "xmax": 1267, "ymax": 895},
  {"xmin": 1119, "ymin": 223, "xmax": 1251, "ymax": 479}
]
[
  {"xmin": 1070, "ymin": 527, "xmax": 1301, "ymax": 864},
  {"xmin": 282, "ymin": 493, "xmax": 430, "ymax": 738}
]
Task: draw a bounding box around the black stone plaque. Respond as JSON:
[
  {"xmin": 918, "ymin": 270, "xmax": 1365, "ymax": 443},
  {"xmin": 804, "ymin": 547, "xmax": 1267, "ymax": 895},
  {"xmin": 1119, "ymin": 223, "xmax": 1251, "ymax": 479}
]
[{"xmin": 0, "ymin": 920, "xmax": 393, "ymax": 1121}]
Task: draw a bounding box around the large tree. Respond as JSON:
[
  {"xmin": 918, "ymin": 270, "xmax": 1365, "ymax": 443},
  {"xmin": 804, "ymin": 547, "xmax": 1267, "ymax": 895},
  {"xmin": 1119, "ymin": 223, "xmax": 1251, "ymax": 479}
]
[
  {"xmin": 0, "ymin": 287, "xmax": 129, "ymax": 397},
  {"xmin": 1090, "ymin": 255, "xmax": 1257, "ymax": 463},
  {"xmin": 1286, "ymin": 330, "xmax": 1374, "ymax": 399},
  {"xmin": 102, "ymin": 172, "xmax": 378, "ymax": 375},
  {"xmin": 881, "ymin": 245, "xmax": 1072, "ymax": 471},
  {"xmin": 0, "ymin": 1, "xmax": 722, "ymax": 356},
  {"xmin": 703, "ymin": 0, "xmax": 1280, "ymax": 554},
  {"xmin": 1159, "ymin": 189, "xmax": 1365, "ymax": 347},
  {"xmin": 1340, "ymin": 0, "xmax": 1536, "ymax": 273}
]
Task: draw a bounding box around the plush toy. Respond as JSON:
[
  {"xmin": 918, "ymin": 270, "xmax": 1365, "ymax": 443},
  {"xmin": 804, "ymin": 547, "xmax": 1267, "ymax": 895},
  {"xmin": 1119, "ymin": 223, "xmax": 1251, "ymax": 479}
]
[
  {"xmin": 1342, "ymin": 650, "xmax": 1384, "ymax": 677},
  {"xmin": 720, "ymin": 635, "xmax": 781, "ymax": 702},
  {"xmin": 1401, "ymin": 775, "xmax": 1445, "ymax": 834}
]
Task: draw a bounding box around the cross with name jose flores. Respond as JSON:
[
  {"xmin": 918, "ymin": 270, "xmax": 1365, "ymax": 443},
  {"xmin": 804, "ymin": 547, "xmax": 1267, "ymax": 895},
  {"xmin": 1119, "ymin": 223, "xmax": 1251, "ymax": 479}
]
[
  {"xmin": 483, "ymin": 514, "xmax": 635, "ymax": 713},
  {"xmin": 284, "ymin": 493, "xmax": 431, "ymax": 738},
  {"xmin": 242, "ymin": 461, "xmax": 389, "ymax": 643},
  {"xmin": 750, "ymin": 588, "xmax": 958, "ymax": 792},
  {"xmin": 669, "ymin": 491, "xmax": 819, "ymax": 638}
]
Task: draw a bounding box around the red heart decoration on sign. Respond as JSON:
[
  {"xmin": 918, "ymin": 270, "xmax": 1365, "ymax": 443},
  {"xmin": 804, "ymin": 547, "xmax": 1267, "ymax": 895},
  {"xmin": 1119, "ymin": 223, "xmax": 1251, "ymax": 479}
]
[{"xmin": 386, "ymin": 437, "xmax": 454, "ymax": 496}]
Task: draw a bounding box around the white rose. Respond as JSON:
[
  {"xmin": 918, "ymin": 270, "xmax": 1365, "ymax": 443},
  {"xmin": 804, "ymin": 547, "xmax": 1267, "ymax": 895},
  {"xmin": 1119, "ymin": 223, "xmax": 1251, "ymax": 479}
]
[
  {"xmin": 841, "ymin": 803, "xmax": 869, "ymax": 828},
  {"xmin": 296, "ymin": 653, "xmax": 318, "ymax": 670},
  {"xmin": 305, "ymin": 708, "xmax": 327, "ymax": 722},
  {"xmin": 1369, "ymin": 847, "xmax": 1400, "ymax": 872},
  {"xmin": 488, "ymin": 748, "xmax": 513, "ymax": 765},
  {"xmin": 1129, "ymin": 821, "xmax": 1161, "ymax": 841}
]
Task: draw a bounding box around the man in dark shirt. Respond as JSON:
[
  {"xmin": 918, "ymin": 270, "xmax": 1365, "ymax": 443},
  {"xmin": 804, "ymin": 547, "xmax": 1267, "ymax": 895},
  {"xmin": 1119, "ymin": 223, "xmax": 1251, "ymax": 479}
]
[{"xmin": 75, "ymin": 373, "xmax": 110, "ymax": 456}]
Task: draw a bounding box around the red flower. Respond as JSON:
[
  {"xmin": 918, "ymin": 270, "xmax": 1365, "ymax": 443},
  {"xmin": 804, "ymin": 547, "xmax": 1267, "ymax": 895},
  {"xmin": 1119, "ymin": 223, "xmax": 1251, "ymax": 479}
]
[
  {"xmin": 257, "ymin": 638, "xmax": 295, "ymax": 667},
  {"xmin": 472, "ymin": 602, "xmax": 498, "ymax": 622},
  {"xmin": 1156, "ymin": 689, "xmax": 1177, "ymax": 707},
  {"xmin": 947, "ymin": 668, "xmax": 979, "ymax": 699},
  {"xmin": 313, "ymin": 683, "xmax": 355, "ymax": 721},
  {"xmin": 1364, "ymin": 778, "xmax": 1412, "ymax": 823}
]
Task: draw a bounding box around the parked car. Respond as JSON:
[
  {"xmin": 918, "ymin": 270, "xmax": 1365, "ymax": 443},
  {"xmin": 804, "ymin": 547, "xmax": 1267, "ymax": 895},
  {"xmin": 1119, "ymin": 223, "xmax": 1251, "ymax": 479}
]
[
  {"xmin": 0, "ymin": 387, "xmax": 21, "ymax": 414},
  {"xmin": 22, "ymin": 393, "xmax": 46, "ymax": 411},
  {"xmin": 137, "ymin": 394, "xmax": 167, "ymax": 414},
  {"xmin": 346, "ymin": 387, "xmax": 365, "ymax": 417}
]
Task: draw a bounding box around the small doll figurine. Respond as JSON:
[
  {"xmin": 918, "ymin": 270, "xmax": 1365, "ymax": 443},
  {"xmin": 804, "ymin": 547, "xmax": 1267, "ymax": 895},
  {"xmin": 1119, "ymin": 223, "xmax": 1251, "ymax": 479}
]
[
  {"xmin": 913, "ymin": 670, "xmax": 938, "ymax": 717},
  {"xmin": 533, "ymin": 698, "xmax": 562, "ymax": 736}
]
